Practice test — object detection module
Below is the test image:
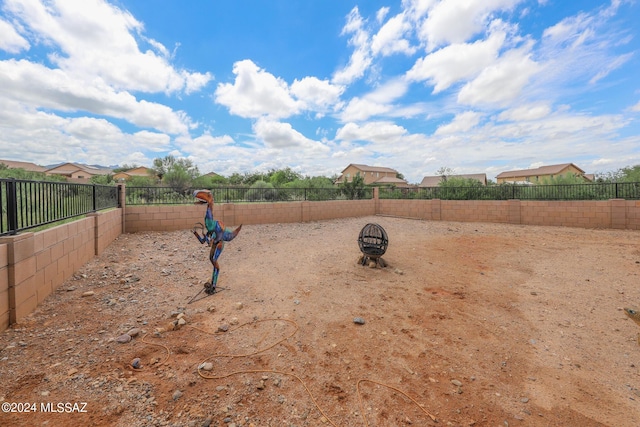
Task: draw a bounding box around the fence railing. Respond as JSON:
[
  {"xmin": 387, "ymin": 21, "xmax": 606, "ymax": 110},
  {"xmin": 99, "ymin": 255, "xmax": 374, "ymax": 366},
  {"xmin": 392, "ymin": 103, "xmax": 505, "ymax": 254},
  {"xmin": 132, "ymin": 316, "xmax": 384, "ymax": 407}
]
[
  {"xmin": 0, "ymin": 179, "xmax": 119, "ymax": 236},
  {"xmin": 379, "ymin": 182, "xmax": 640, "ymax": 200},
  {"xmin": 125, "ymin": 186, "xmax": 373, "ymax": 205}
]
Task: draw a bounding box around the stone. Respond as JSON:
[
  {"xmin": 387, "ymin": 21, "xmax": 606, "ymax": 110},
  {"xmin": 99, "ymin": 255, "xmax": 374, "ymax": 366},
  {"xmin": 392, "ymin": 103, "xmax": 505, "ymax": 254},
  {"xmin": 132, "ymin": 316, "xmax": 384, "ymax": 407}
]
[
  {"xmin": 82, "ymin": 291, "xmax": 95, "ymax": 297},
  {"xmin": 353, "ymin": 317, "xmax": 366, "ymax": 325},
  {"xmin": 199, "ymin": 362, "xmax": 213, "ymax": 371},
  {"xmin": 451, "ymin": 379, "xmax": 463, "ymax": 387},
  {"xmin": 218, "ymin": 324, "xmax": 229, "ymax": 332},
  {"xmin": 131, "ymin": 358, "xmax": 141, "ymax": 369},
  {"xmin": 116, "ymin": 334, "xmax": 132, "ymax": 344},
  {"xmin": 127, "ymin": 328, "xmax": 141, "ymax": 337},
  {"xmin": 172, "ymin": 390, "xmax": 183, "ymax": 401}
]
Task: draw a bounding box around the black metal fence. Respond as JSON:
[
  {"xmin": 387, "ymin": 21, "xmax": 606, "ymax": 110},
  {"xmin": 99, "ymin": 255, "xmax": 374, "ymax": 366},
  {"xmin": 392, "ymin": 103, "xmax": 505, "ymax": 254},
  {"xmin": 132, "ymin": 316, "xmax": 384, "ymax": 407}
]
[
  {"xmin": 0, "ymin": 179, "xmax": 119, "ymax": 236},
  {"xmin": 125, "ymin": 186, "xmax": 373, "ymax": 205},
  {"xmin": 379, "ymin": 182, "xmax": 640, "ymax": 201}
]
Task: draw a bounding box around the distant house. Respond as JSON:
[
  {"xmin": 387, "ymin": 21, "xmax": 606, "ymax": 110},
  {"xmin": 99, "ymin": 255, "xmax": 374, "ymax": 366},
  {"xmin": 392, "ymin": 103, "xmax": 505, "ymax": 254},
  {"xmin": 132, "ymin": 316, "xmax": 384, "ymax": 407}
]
[
  {"xmin": 45, "ymin": 163, "xmax": 112, "ymax": 183},
  {"xmin": 419, "ymin": 173, "xmax": 487, "ymax": 187},
  {"xmin": 113, "ymin": 166, "xmax": 158, "ymax": 182},
  {"xmin": 0, "ymin": 159, "xmax": 47, "ymax": 173},
  {"xmin": 496, "ymin": 163, "xmax": 591, "ymax": 184},
  {"xmin": 335, "ymin": 164, "xmax": 410, "ymax": 187}
]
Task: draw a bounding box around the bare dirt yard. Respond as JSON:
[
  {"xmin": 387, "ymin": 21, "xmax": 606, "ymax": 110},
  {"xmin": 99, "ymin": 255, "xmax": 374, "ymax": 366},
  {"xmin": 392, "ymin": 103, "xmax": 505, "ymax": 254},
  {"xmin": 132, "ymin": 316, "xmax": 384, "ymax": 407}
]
[{"xmin": 1, "ymin": 215, "xmax": 640, "ymax": 427}]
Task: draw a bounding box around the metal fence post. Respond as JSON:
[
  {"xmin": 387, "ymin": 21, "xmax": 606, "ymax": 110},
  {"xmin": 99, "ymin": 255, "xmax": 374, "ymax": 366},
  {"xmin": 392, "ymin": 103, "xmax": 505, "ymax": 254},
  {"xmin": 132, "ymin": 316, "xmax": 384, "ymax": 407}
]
[
  {"xmin": 92, "ymin": 184, "xmax": 97, "ymax": 212},
  {"xmin": 7, "ymin": 178, "xmax": 18, "ymax": 235}
]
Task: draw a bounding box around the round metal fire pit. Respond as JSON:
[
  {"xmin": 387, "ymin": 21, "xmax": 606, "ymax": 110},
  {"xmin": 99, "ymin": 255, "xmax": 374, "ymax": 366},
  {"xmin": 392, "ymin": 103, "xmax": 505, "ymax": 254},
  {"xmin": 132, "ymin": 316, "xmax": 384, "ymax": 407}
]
[{"xmin": 358, "ymin": 223, "xmax": 388, "ymax": 258}]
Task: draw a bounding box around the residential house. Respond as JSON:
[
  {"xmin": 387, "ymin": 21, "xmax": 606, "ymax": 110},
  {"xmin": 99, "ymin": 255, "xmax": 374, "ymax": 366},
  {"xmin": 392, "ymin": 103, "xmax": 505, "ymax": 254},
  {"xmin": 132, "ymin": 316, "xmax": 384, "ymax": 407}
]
[
  {"xmin": 335, "ymin": 164, "xmax": 410, "ymax": 187},
  {"xmin": 113, "ymin": 166, "xmax": 158, "ymax": 182},
  {"xmin": 419, "ymin": 173, "xmax": 487, "ymax": 187},
  {"xmin": 45, "ymin": 163, "xmax": 112, "ymax": 183},
  {"xmin": 0, "ymin": 159, "xmax": 47, "ymax": 173},
  {"xmin": 496, "ymin": 163, "xmax": 591, "ymax": 184}
]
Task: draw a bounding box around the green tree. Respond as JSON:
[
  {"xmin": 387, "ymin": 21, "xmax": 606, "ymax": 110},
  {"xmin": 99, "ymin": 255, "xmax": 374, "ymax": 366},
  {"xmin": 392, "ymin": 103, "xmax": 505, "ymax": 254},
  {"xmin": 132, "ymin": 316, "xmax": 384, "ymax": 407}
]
[
  {"xmin": 341, "ymin": 172, "xmax": 367, "ymax": 199},
  {"xmin": 152, "ymin": 155, "xmax": 200, "ymax": 192},
  {"xmin": 269, "ymin": 167, "xmax": 302, "ymax": 187}
]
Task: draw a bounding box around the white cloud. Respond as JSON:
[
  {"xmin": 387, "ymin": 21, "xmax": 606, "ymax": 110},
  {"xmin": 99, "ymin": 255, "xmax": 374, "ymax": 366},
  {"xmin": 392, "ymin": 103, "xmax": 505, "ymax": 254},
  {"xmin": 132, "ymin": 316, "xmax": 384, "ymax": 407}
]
[
  {"xmin": 457, "ymin": 42, "xmax": 540, "ymax": 106},
  {"xmin": 215, "ymin": 60, "xmax": 301, "ymax": 119},
  {"xmin": 332, "ymin": 7, "xmax": 373, "ymax": 85},
  {"xmin": 290, "ymin": 77, "xmax": 344, "ymax": 115},
  {"xmin": 0, "ymin": 17, "xmax": 29, "ymax": 53},
  {"xmin": 435, "ymin": 111, "xmax": 483, "ymax": 135},
  {"xmin": 3, "ymin": 0, "xmax": 211, "ymax": 94},
  {"xmin": 336, "ymin": 121, "xmax": 407, "ymax": 144},
  {"xmin": 340, "ymin": 78, "xmax": 409, "ymax": 122},
  {"xmin": 253, "ymin": 118, "xmax": 329, "ymax": 154},
  {"xmin": 418, "ymin": 0, "xmax": 522, "ymax": 51},
  {"xmin": 371, "ymin": 13, "xmax": 416, "ymax": 56},
  {"xmin": 631, "ymin": 101, "xmax": 640, "ymax": 112},
  {"xmin": 0, "ymin": 59, "xmax": 192, "ymax": 134},
  {"xmin": 406, "ymin": 26, "xmax": 506, "ymax": 92},
  {"xmin": 497, "ymin": 103, "xmax": 551, "ymax": 121}
]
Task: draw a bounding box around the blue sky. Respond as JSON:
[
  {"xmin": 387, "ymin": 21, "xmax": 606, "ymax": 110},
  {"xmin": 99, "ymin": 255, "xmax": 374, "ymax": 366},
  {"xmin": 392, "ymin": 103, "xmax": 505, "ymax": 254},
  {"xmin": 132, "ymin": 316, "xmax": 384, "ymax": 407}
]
[{"xmin": 0, "ymin": 0, "xmax": 639, "ymax": 183}]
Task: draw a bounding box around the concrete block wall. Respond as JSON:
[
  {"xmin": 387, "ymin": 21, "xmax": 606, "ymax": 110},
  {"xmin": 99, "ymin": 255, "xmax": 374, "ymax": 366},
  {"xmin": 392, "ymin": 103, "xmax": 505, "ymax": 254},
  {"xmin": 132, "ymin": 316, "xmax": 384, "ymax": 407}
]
[
  {"xmin": 0, "ymin": 244, "xmax": 9, "ymax": 331},
  {"xmin": 0, "ymin": 209, "xmax": 122, "ymax": 330},
  {"xmin": 124, "ymin": 200, "xmax": 377, "ymax": 233},
  {"xmin": 377, "ymin": 198, "xmax": 640, "ymax": 230}
]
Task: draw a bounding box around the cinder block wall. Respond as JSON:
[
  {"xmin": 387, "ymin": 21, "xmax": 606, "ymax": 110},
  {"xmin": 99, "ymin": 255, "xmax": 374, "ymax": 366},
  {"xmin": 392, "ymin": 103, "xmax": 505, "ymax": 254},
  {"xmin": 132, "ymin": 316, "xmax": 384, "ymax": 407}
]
[
  {"xmin": 0, "ymin": 244, "xmax": 8, "ymax": 331},
  {"xmin": 377, "ymin": 198, "xmax": 640, "ymax": 230},
  {"xmin": 124, "ymin": 200, "xmax": 377, "ymax": 232},
  {"xmin": 0, "ymin": 208, "xmax": 122, "ymax": 330}
]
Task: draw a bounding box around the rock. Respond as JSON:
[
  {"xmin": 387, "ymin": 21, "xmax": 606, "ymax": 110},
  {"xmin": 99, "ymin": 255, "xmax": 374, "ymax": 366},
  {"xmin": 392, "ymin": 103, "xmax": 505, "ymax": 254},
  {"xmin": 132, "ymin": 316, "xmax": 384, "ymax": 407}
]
[
  {"xmin": 81, "ymin": 291, "xmax": 95, "ymax": 297},
  {"xmin": 202, "ymin": 416, "xmax": 213, "ymax": 427},
  {"xmin": 172, "ymin": 390, "xmax": 183, "ymax": 401},
  {"xmin": 353, "ymin": 317, "xmax": 366, "ymax": 325},
  {"xmin": 131, "ymin": 358, "xmax": 141, "ymax": 369},
  {"xmin": 177, "ymin": 318, "xmax": 187, "ymax": 326},
  {"xmin": 199, "ymin": 362, "xmax": 213, "ymax": 371},
  {"xmin": 521, "ymin": 397, "xmax": 529, "ymax": 403},
  {"xmin": 127, "ymin": 328, "xmax": 141, "ymax": 337},
  {"xmin": 451, "ymin": 379, "xmax": 462, "ymax": 387},
  {"xmin": 218, "ymin": 324, "xmax": 229, "ymax": 332},
  {"xmin": 116, "ymin": 334, "xmax": 132, "ymax": 344},
  {"xmin": 235, "ymin": 302, "xmax": 243, "ymax": 310}
]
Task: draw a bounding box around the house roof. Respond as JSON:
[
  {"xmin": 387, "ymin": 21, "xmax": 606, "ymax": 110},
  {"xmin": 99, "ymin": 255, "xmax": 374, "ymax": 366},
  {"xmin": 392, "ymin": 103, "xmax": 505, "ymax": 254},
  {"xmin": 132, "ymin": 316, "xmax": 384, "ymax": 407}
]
[
  {"xmin": 0, "ymin": 159, "xmax": 47, "ymax": 173},
  {"xmin": 372, "ymin": 176, "xmax": 409, "ymax": 185},
  {"xmin": 419, "ymin": 173, "xmax": 487, "ymax": 187},
  {"xmin": 496, "ymin": 163, "xmax": 585, "ymax": 179},
  {"xmin": 46, "ymin": 162, "xmax": 112, "ymax": 176},
  {"xmin": 341, "ymin": 163, "xmax": 399, "ymax": 174}
]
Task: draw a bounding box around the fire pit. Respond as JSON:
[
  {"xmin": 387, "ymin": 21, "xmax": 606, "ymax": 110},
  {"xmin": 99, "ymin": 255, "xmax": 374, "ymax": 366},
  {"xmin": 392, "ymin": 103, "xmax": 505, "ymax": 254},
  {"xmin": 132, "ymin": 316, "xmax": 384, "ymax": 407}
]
[{"xmin": 357, "ymin": 223, "xmax": 388, "ymax": 268}]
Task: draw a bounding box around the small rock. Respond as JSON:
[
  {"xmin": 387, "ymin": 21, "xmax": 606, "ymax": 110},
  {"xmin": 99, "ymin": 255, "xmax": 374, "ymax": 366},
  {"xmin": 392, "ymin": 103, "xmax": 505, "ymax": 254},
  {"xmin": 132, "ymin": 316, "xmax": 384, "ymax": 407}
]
[
  {"xmin": 521, "ymin": 397, "xmax": 529, "ymax": 403},
  {"xmin": 131, "ymin": 358, "xmax": 141, "ymax": 369},
  {"xmin": 199, "ymin": 362, "xmax": 213, "ymax": 371},
  {"xmin": 235, "ymin": 302, "xmax": 243, "ymax": 310},
  {"xmin": 218, "ymin": 324, "xmax": 229, "ymax": 332},
  {"xmin": 394, "ymin": 268, "xmax": 404, "ymax": 275},
  {"xmin": 353, "ymin": 317, "xmax": 366, "ymax": 325},
  {"xmin": 41, "ymin": 390, "xmax": 50, "ymax": 396},
  {"xmin": 116, "ymin": 334, "xmax": 132, "ymax": 344},
  {"xmin": 451, "ymin": 379, "xmax": 462, "ymax": 387},
  {"xmin": 127, "ymin": 328, "xmax": 141, "ymax": 337},
  {"xmin": 207, "ymin": 305, "xmax": 216, "ymax": 312},
  {"xmin": 81, "ymin": 291, "xmax": 95, "ymax": 297},
  {"xmin": 172, "ymin": 390, "xmax": 183, "ymax": 401},
  {"xmin": 177, "ymin": 318, "xmax": 187, "ymax": 326},
  {"xmin": 203, "ymin": 416, "xmax": 213, "ymax": 427}
]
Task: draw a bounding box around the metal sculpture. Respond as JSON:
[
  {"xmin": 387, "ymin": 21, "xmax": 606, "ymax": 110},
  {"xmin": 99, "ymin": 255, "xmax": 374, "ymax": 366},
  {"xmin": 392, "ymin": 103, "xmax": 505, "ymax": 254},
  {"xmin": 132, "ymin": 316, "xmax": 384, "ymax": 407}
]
[
  {"xmin": 357, "ymin": 223, "xmax": 388, "ymax": 267},
  {"xmin": 192, "ymin": 189, "xmax": 242, "ymax": 295}
]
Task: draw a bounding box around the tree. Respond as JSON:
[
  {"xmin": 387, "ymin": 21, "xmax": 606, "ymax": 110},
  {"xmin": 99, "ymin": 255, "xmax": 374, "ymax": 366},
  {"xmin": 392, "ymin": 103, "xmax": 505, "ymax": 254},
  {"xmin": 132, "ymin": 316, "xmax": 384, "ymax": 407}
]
[
  {"xmin": 152, "ymin": 155, "xmax": 200, "ymax": 192},
  {"xmin": 341, "ymin": 172, "xmax": 367, "ymax": 199},
  {"xmin": 269, "ymin": 167, "xmax": 302, "ymax": 187}
]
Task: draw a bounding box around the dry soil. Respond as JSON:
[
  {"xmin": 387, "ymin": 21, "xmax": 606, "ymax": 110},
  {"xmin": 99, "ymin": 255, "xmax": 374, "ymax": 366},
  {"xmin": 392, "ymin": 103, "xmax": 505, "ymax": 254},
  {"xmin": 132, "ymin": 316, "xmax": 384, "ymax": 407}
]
[{"xmin": 1, "ymin": 216, "xmax": 640, "ymax": 427}]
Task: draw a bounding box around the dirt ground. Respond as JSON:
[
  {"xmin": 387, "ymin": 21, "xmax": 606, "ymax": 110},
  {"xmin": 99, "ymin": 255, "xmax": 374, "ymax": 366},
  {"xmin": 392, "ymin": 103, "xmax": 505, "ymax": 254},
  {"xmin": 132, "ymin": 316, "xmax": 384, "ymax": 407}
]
[{"xmin": 1, "ymin": 215, "xmax": 640, "ymax": 427}]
